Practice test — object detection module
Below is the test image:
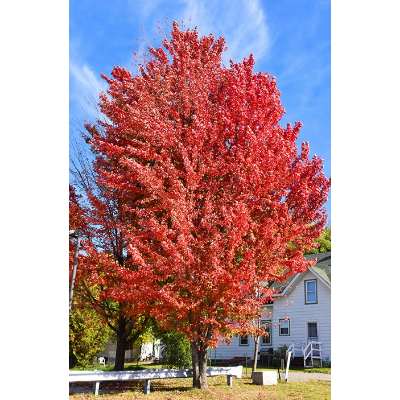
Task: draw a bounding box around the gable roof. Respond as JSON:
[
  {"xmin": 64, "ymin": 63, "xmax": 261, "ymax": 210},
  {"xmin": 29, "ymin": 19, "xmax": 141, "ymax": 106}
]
[
  {"xmin": 271, "ymin": 252, "xmax": 331, "ymax": 296},
  {"xmin": 307, "ymin": 252, "xmax": 331, "ymax": 285}
]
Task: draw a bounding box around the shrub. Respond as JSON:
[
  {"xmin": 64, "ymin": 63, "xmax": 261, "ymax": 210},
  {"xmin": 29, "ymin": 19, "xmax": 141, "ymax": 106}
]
[{"xmin": 160, "ymin": 331, "xmax": 192, "ymax": 369}]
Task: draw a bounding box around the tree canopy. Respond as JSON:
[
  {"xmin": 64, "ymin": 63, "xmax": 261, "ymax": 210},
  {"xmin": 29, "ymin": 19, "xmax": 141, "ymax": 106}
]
[{"xmin": 77, "ymin": 22, "xmax": 330, "ymax": 388}]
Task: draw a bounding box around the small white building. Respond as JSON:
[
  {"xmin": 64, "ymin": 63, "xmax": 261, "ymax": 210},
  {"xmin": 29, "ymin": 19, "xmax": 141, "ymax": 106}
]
[
  {"xmin": 98, "ymin": 339, "xmax": 162, "ymax": 363},
  {"xmin": 210, "ymin": 252, "xmax": 331, "ymax": 364}
]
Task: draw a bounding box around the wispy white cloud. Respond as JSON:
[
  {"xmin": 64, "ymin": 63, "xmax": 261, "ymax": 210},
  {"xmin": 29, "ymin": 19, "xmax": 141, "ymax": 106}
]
[
  {"xmin": 70, "ymin": 60, "xmax": 106, "ymax": 120},
  {"xmin": 180, "ymin": 0, "xmax": 269, "ymax": 64},
  {"xmin": 69, "ymin": 0, "xmax": 270, "ymax": 125},
  {"xmin": 135, "ymin": 0, "xmax": 163, "ymax": 19},
  {"xmin": 133, "ymin": 0, "xmax": 270, "ymax": 65}
]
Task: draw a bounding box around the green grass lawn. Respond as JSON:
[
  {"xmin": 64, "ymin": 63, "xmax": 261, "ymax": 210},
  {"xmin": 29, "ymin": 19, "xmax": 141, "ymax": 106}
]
[
  {"xmin": 303, "ymin": 367, "xmax": 331, "ymax": 374},
  {"xmin": 70, "ymin": 376, "xmax": 330, "ymax": 399}
]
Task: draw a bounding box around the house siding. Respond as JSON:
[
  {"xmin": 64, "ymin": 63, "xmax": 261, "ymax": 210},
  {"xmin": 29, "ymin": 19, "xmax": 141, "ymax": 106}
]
[
  {"xmin": 209, "ymin": 335, "xmax": 256, "ymax": 362},
  {"xmin": 211, "ymin": 271, "xmax": 331, "ymax": 362},
  {"xmin": 272, "ymin": 271, "xmax": 331, "ymax": 361},
  {"xmin": 209, "ymin": 305, "xmax": 274, "ymax": 361}
]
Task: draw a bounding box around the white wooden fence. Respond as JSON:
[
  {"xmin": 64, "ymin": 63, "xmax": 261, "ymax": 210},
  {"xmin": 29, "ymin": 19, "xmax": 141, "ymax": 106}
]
[{"xmin": 69, "ymin": 366, "xmax": 243, "ymax": 395}]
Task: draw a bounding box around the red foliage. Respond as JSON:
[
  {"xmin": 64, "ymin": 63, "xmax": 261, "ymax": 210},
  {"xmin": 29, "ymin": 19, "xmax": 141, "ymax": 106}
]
[
  {"xmin": 69, "ymin": 182, "xmax": 149, "ymax": 316},
  {"xmin": 69, "ymin": 185, "xmax": 87, "ymax": 233},
  {"xmin": 86, "ymin": 23, "xmax": 330, "ymax": 350}
]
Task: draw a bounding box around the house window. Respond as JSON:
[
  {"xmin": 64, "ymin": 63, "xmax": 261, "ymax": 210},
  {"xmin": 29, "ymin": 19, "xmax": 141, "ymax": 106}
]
[
  {"xmin": 304, "ymin": 279, "xmax": 318, "ymax": 304},
  {"xmin": 307, "ymin": 322, "xmax": 318, "ymax": 340},
  {"xmin": 279, "ymin": 319, "xmax": 290, "ymax": 336},
  {"xmin": 261, "ymin": 320, "xmax": 272, "ymax": 345},
  {"xmin": 239, "ymin": 335, "xmax": 249, "ymax": 346}
]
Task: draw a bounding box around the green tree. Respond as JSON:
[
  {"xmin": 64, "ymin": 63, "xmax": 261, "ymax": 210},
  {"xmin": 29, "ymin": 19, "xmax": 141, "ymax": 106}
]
[
  {"xmin": 69, "ymin": 305, "xmax": 113, "ymax": 368},
  {"xmin": 160, "ymin": 331, "xmax": 192, "ymax": 369},
  {"xmin": 307, "ymin": 227, "xmax": 331, "ymax": 254}
]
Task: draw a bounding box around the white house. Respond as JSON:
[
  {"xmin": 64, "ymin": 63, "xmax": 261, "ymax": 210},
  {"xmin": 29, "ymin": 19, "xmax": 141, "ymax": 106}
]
[{"xmin": 210, "ymin": 252, "xmax": 331, "ymax": 365}]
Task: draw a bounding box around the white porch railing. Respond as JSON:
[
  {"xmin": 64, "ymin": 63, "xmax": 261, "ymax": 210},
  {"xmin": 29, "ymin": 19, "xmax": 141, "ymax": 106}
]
[
  {"xmin": 287, "ymin": 341, "xmax": 323, "ymax": 368},
  {"xmin": 303, "ymin": 341, "xmax": 322, "ymax": 368}
]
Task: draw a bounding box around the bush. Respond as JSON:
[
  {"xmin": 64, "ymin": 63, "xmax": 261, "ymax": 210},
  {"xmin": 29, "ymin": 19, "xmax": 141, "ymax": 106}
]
[
  {"xmin": 69, "ymin": 306, "xmax": 112, "ymax": 368},
  {"xmin": 322, "ymin": 359, "xmax": 331, "ymax": 368},
  {"xmin": 160, "ymin": 331, "xmax": 192, "ymax": 369}
]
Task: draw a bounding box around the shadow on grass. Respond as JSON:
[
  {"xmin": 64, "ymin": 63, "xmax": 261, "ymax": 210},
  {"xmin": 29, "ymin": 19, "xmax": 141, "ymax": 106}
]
[
  {"xmin": 70, "ymin": 375, "xmax": 233, "ymax": 396},
  {"xmin": 70, "ymin": 380, "xmax": 195, "ymax": 395}
]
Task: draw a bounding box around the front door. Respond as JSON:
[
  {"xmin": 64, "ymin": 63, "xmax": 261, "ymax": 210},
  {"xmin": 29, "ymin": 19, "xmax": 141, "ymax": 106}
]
[{"xmin": 307, "ymin": 322, "xmax": 318, "ymax": 341}]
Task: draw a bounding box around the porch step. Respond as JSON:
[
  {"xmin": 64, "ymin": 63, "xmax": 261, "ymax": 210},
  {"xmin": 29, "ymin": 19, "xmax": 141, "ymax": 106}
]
[
  {"xmin": 288, "ymin": 341, "xmax": 323, "ymax": 368},
  {"xmin": 303, "ymin": 342, "xmax": 322, "ymax": 368}
]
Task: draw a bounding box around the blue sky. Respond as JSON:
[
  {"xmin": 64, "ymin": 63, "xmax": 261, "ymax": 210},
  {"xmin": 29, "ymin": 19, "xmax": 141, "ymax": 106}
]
[{"xmin": 70, "ymin": 0, "xmax": 331, "ymax": 221}]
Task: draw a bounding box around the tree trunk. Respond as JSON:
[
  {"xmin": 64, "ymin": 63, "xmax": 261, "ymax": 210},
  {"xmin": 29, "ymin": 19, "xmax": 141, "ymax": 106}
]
[
  {"xmin": 198, "ymin": 348, "xmax": 208, "ymax": 389},
  {"xmin": 191, "ymin": 342, "xmax": 208, "ymax": 389},
  {"xmin": 191, "ymin": 342, "xmax": 200, "ymax": 388},
  {"xmin": 114, "ymin": 317, "xmax": 127, "ymax": 371},
  {"xmin": 252, "ymin": 335, "xmax": 260, "ymax": 375}
]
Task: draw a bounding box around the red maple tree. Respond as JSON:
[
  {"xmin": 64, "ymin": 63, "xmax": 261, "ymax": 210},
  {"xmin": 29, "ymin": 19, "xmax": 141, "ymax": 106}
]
[
  {"xmin": 86, "ymin": 23, "xmax": 330, "ymax": 388},
  {"xmin": 69, "ymin": 180, "xmax": 151, "ymax": 370},
  {"xmin": 69, "ymin": 185, "xmax": 87, "ymax": 233}
]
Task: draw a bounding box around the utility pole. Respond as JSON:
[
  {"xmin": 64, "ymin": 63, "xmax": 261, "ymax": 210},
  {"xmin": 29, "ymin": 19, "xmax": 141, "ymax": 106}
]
[{"xmin": 69, "ymin": 229, "xmax": 81, "ymax": 311}]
